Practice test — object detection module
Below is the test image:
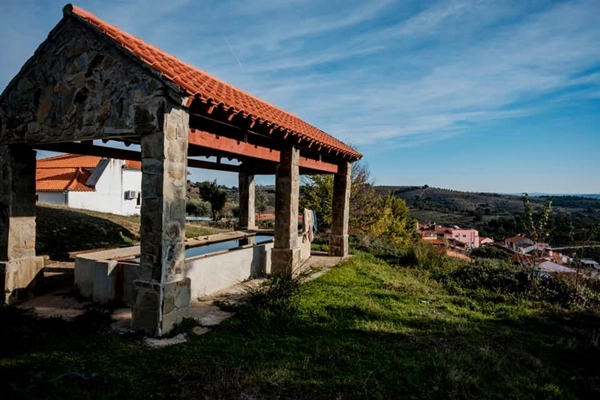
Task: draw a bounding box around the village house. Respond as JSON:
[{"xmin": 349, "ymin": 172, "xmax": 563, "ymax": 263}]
[
  {"xmin": 581, "ymin": 259, "xmax": 600, "ymax": 270},
  {"xmin": 479, "ymin": 237, "xmax": 494, "ymax": 246},
  {"xmin": 418, "ymin": 223, "xmax": 480, "ymax": 249},
  {"xmin": 36, "ymin": 153, "xmax": 142, "ymax": 215},
  {"xmin": 504, "ymin": 235, "xmax": 534, "ymax": 252}
]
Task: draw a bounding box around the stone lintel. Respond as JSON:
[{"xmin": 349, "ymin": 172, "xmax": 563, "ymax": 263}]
[{"xmin": 238, "ymin": 172, "xmax": 256, "ymax": 230}]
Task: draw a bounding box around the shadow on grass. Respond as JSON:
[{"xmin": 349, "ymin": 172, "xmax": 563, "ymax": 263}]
[
  {"xmin": 3, "ymin": 248, "xmax": 600, "ymax": 399},
  {"xmin": 36, "ymin": 205, "xmax": 137, "ymax": 258},
  {"xmin": 2, "ymin": 299, "xmax": 599, "ymax": 400}
]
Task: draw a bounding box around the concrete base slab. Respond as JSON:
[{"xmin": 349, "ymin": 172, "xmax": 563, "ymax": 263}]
[
  {"xmin": 16, "ymin": 291, "xmax": 93, "ymax": 320},
  {"xmin": 271, "ymin": 247, "xmax": 301, "ymax": 275},
  {"xmin": 1, "ymin": 256, "xmax": 45, "ymax": 304},
  {"xmin": 329, "ymin": 234, "xmax": 349, "ymax": 257},
  {"xmin": 144, "ymin": 333, "xmax": 188, "ymax": 348}
]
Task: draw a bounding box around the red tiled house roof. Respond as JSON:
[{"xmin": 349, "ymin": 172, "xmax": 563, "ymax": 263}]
[
  {"xmin": 36, "ymin": 153, "xmax": 140, "ymax": 191},
  {"xmin": 65, "ymin": 4, "xmax": 361, "ymax": 160},
  {"xmin": 505, "ymin": 235, "xmax": 529, "ymax": 243}
]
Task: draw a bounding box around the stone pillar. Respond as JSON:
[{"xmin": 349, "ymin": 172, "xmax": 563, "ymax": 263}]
[
  {"xmin": 132, "ymin": 104, "xmax": 191, "ymax": 336},
  {"xmin": 238, "ymin": 171, "xmax": 256, "ymax": 230},
  {"xmin": 271, "ymin": 145, "xmax": 301, "ymax": 275},
  {"xmin": 329, "ymin": 161, "xmax": 352, "ymax": 257},
  {"xmin": 0, "ymin": 145, "xmax": 45, "ymax": 304}
]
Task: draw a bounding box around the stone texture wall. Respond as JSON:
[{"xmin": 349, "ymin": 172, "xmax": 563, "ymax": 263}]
[
  {"xmin": 238, "ymin": 172, "xmax": 256, "ymax": 229},
  {"xmin": 0, "ymin": 16, "xmax": 172, "ymax": 145},
  {"xmin": 330, "ymin": 162, "xmax": 352, "ymax": 257},
  {"xmin": 0, "ymin": 146, "xmax": 37, "ymax": 261},
  {"xmin": 272, "ymin": 145, "xmax": 301, "ymax": 274},
  {"xmin": 0, "ymin": 145, "xmax": 44, "ymax": 303},
  {"xmin": 133, "ymin": 104, "xmax": 190, "ymax": 336}
]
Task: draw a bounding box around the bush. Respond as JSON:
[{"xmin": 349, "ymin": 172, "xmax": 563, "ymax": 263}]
[
  {"xmin": 242, "ymin": 272, "xmax": 307, "ymax": 317},
  {"xmin": 357, "ymin": 236, "xmax": 457, "ymax": 274},
  {"xmin": 447, "ymin": 259, "xmax": 600, "ymax": 309},
  {"xmin": 186, "ymin": 198, "xmax": 211, "ymax": 216},
  {"xmin": 471, "ymin": 246, "xmax": 511, "ymax": 261},
  {"xmin": 449, "ymin": 260, "xmax": 530, "ymax": 296}
]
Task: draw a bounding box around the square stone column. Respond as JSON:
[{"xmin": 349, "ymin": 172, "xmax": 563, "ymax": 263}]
[
  {"xmin": 271, "ymin": 145, "xmax": 301, "ymax": 275},
  {"xmin": 238, "ymin": 171, "xmax": 256, "ymax": 230},
  {"xmin": 329, "ymin": 161, "xmax": 352, "ymax": 257},
  {"xmin": 0, "ymin": 145, "xmax": 45, "ymax": 304},
  {"xmin": 132, "ymin": 104, "xmax": 191, "ymax": 336}
]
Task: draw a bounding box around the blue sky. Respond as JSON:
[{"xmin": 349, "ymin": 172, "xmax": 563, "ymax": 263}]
[{"xmin": 1, "ymin": 0, "xmax": 599, "ymax": 193}]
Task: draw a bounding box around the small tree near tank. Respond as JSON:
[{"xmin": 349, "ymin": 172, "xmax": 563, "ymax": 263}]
[{"xmin": 198, "ymin": 180, "xmax": 228, "ymax": 221}]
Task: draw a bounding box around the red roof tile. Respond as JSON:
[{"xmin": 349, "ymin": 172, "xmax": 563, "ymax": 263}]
[
  {"xmin": 36, "ymin": 166, "xmax": 94, "ymax": 192},
  {"xmin": 37, "ymin": 153, "xmax": 102, "ymax": 169},
  {"xmin": 506, "ymin": 235, "xmax": 529, "ymax": 243},
  {"xmin": 124, "ymin": 160, "xmax": 142, "ymax": 170},
  {"xmin": 36, "ymin": 153, "xmax": 141, "ymax": 191},
  {"xmin": 65, "ymin": 4, "xmax": 361, "ymax": 160}
]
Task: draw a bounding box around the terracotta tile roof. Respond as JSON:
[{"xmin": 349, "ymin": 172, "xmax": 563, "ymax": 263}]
[
  {"xmin": 506, "ymin": 235, "xmax": 529, "ymax": 243},
  {"xmin": 36, "ymin": 153, "xmax": 141, "ymax": 191},
  {"xmin": 65, "ymin": 4, "xmax": 361, "ymax": 160},
  {"xmin": 37, "ymin": 153, "xmax": 102, "ymax": 169},
  {"xmin": 124, "ymin": 160, "xmax": 142, "ymax": 170},
  {"xmin": 36, "ymin": 166, "xmax": 94, "ymax": 192}
]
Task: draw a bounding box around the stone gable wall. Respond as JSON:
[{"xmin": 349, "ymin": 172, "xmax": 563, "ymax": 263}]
[{"xmin": 0, "ymin": 16, "xmax": 179, "ymax": 145}]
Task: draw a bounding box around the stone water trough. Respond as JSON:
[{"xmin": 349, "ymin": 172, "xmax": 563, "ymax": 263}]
[{"xmin": 74, "ymin": 231, "xmax": 311, "ymax": 305}]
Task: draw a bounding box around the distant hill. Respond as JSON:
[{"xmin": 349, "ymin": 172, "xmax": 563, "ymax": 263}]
[
  {"xmin": 519, "ymin": 193, "xmax": 600, "ymax": 200},
  {"xmin": 379, "ymin": 185, "xmax": 600, "ymax": 246}
]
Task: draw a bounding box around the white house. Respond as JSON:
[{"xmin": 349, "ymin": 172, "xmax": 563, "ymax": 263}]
[
  {"xmin": 36, "ymin": 154, "xmax": 142, "ymax": 215},
  {"xmin": 581, "ymin": 259, "xmax": 600, "ymax": 270}
]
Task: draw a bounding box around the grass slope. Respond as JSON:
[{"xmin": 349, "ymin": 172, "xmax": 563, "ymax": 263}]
[
  {"xmin": 2, "ymin": 254, "xmax": 598, "ymax": 399},
  {"xmin": 36, "ymin": 204, "xmax": 220, "ymax": 258}
]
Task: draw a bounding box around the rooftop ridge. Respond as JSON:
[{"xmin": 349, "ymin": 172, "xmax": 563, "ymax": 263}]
[{"xmin": 62, "ymin": 3, "xmax": 361, "ymax": 159}]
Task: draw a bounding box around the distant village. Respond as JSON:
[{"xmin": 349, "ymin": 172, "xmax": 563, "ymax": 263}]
[{"xmin": 417, "ymin": 222, "xmax": 600, "ymax": 277}]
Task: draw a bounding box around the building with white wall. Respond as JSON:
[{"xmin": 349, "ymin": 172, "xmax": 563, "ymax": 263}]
[{"xmin": 36, "ymin": 154, "xmax": 142, "ymax": 215}]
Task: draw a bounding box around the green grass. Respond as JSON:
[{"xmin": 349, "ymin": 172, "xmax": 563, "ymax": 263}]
[
  {"xmin": 36, "ymin": 204, "xmax": 222, "ymax": 257},
  {"xmin": 2, "ymin": 254, "xmax": 599, "ymax": 399},
  {"xmin": 184, "ymin": 224, "xmax": 218, "ymax": 239}
]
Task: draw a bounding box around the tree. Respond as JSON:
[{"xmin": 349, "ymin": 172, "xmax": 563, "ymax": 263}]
[
  {"xmin": 256, "ymin": 185, "xmax": 268, "ymax": 217},
  {"xmin": 369, "ymin": 194, "xmax": 418, "ymax": 247},
  {"xmin": 186, "ymin": 198, "xmax": 211, "ymax": 217},
  {"xmin": 198, "ymin": 180, "xmax": 228, "ymax": 221},
  {"xmin": 300, "ymin": 161, "xmax": 410, "ymax": 238},
  {"xmin": 300, "ymin": 175, "xmax": 334, "ymax": 230}
]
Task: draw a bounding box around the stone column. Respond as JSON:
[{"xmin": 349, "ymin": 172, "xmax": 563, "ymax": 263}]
[
  {"xmin": 0, "ymin": 145, "xmax": 45, "ymax": 304},
  {"xmin": 132, "ymin": 104, "xmax": 191, "ymax": 336},
  {"xmin": 329, "ymin": 161, "xmax": 352, "ymax": 257},
  {"xmin": 271, "ymin": 145, "xmax": 301, "ymax": 275},
  {"xmin": 238, "ymin": 171, "xmax": 256, "ymax": 230}
]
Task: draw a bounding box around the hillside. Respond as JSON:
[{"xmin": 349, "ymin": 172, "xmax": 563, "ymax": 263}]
[
  {"xmin": 379, "ymin": 186, "xmax": 600, "ymax": 245},
  {"xmin": 36, "ymin": 204, "xmax": 221, "ymax": 258},
  {"xmin": 3, "ymin": 253, "xmax": 599, "ymax": 398}
]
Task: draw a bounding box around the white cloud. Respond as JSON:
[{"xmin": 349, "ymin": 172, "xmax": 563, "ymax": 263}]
[{"xmin": 1, "ymin": 0, "xmax": 599, "ymax": 153}]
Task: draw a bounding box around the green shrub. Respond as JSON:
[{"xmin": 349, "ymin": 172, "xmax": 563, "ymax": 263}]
[
  {"xmin": 186, "ymin": 198, "xmax": 211, "ymax": 216},
  {"xmin": 242, "ymin": 272, "xmax": 307, "ymax": 317},
  {"xmin": 471, "ymin": 246, "xmax": 511, "ymax": 260}
]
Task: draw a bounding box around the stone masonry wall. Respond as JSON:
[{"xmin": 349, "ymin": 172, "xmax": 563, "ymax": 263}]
[
  {"xmin": 330, "ymin": 162, "xmax": 351, "ymax": 257},
  {"xmin": 133, "ymin": 104, "xmax": 190, "ymax": 336},
  {"xmin": 0, "ymin": 16, "xmax": 173, "ymax": 145},
  {"xmin": 0, "ymin": 145, "xmax": 44, "ymax": 303}
]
